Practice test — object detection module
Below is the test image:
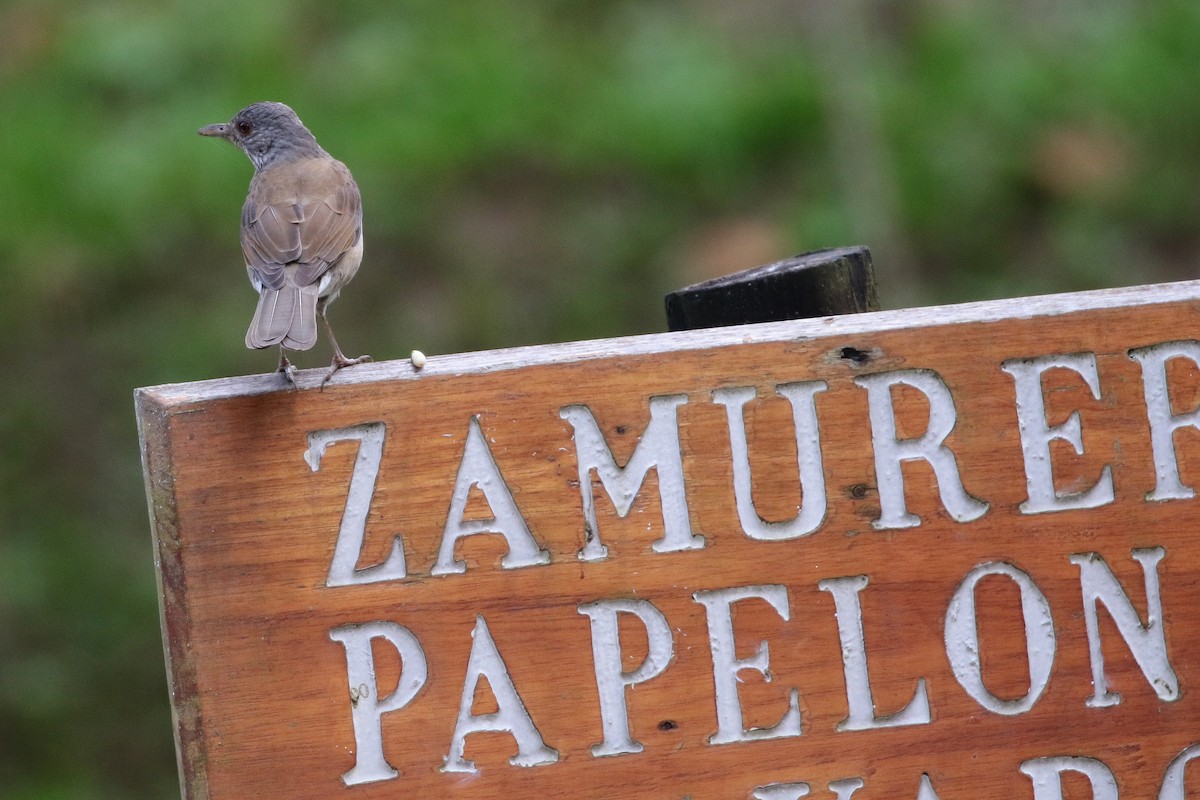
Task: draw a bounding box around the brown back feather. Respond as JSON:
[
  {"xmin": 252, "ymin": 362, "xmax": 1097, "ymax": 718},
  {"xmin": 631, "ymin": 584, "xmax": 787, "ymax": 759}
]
[{"xmin": 239, "ymin": 157, "xmax": 361, "ymax": 349}]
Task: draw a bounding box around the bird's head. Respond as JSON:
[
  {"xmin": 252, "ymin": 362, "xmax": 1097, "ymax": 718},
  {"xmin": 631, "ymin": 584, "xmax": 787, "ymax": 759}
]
[{"xmin": 198, "ymin": 101, "xmax": 324, "ymax": 170}]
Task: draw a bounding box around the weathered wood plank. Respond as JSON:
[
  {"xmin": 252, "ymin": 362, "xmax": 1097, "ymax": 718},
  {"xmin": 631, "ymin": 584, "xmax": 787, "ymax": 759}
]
[
  {"xmin": 136, "ymin": 392, "xmax": 207, "ymax": 800},
  {"xmin": 138, "ymin": 279, "xmax": 1200, "ymax": 800},
  {"xmin": 143, "ymin": 279, "xmax": 1193, "ymax": 403}
]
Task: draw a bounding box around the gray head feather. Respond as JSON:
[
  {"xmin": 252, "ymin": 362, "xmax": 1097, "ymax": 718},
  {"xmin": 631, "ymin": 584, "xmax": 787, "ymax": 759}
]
[{"xmin": 199, "ymin": 101, "xmax": 326, "ymax": 171}]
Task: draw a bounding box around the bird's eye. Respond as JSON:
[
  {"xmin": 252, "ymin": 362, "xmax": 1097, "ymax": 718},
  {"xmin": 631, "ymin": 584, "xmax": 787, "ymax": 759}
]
[{"xmin": 236, "ymin": 121, "xmax": 252, "ymax": 136}]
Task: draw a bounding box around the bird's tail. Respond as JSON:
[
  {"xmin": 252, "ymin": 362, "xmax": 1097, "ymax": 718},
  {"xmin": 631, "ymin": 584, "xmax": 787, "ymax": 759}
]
[{"xmin": 245, "ymin": 284, "xmax": 320, "ymax": 350}]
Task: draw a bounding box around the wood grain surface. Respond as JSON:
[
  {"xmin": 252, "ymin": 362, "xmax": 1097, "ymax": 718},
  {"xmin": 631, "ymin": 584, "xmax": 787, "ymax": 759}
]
[{"xmin": 138, "ymin": 280, "xmax": 1200, "ymax": 799}]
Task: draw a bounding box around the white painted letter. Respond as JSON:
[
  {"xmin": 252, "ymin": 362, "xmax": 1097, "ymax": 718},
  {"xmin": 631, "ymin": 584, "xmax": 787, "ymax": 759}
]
[
  {"xmin": 752, "ymin": 782, "xmax": 811, "ymax": 799},
  {"xmin": 560, "ymin": 395, "xmax": 701, "ymax": 560},
  {"xmin": 693, "ymin": 585, "xmax": 802, "ymax": 744},
  {"xmin": 307, "ymin": 423, "xmax": 408, "ymax": 586},
  {"xmin": 1020, "ymin": 756, "xmax": 1118, "ymax": 800},
  {"xmin": 945, "ymin": 562, "xmax": 1056, "ymax": 715},
  {"xmin": 818, "ymin": 575, "xmax": 931, "ymax": 730},
  {"xmin": 443, "ymin": 616, "xmax": 558, "ymax": 773},
  {"xmin": 1070, "ymin": 547, "xmax": 1179, "ymax": 707},
  {"xmin": 432, "ymin": 416, "xmax": 549, "ymax": 576},
  {"xmin": 712, "ymin": 382, "xmax": 829, "ymax": 541},
  {"xmin": 1160, "ymin": 742, "xmax": 1200, "ymax": 800},
  {"xmin": 916, "ymin": 774, "xmax": 941, "ymax": 800},
  {"xmin": 1130, "ymin": 341, "xmax": 1200, "ymax": 501},
  {"xmin": 753, "ymin": 779, "xmax": 865, "ymax": 800},
  {"xmin": 855, "ymin": 370, "xmax": 988, "ymax": 529},
  {"xmin": 578, "ymin": 598, "xmax": 674, "ymax": 756},
  {"xmin": 828, "ymin": 778, "xmax": 866, "ymax": 799},
  {"xmin": 1001, "ymin": 353, "xmax": 1115, "ymax": 513},
  {"xmin": 329, "ymin": 621, "xmax": 428, "ymax": 786}
]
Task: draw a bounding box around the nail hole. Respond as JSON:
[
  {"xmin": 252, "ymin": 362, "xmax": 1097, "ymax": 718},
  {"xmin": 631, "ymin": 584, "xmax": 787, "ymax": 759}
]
[{"xmin": 839, "ymin": 346, "xmax": 871, "ymax": 365}]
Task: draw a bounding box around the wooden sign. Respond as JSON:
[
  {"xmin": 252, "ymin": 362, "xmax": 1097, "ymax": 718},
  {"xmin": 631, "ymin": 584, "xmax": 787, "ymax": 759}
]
[{"xmin": 137, "ymin": 281, "xmax": 1200, "ymax": 800}]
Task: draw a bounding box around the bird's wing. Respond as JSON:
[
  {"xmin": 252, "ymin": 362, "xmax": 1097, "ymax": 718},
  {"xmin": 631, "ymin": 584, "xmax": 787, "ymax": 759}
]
[{"xmin": 240, "ymin": 159, "xmax": 362, "ymax": 292}]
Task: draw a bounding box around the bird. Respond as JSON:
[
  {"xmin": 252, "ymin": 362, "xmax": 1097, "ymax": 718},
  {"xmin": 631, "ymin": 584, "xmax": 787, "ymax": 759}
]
[{"xmin": 198, "ymin": 101, "xmax": 369, "ymax": 385}]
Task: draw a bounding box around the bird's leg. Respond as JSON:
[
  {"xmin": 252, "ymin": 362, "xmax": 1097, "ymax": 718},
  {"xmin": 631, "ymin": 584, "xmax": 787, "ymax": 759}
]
[
  {"xmin": 276, "ymin": 346, "xmax": 297, "ymax": 387},
  {"xmin": 319, "ymin": 305, "xmax": 371, "ymax": 387}
]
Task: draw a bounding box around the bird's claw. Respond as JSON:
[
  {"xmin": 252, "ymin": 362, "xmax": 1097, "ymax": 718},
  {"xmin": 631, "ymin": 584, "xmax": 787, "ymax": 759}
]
[
  {"xmin": 320, "ymin": 354, "xmax": 372, "ymax": 388},
  {"xmin": 277, "ymin": 356, "xmax": 298, "ymax": 389}
]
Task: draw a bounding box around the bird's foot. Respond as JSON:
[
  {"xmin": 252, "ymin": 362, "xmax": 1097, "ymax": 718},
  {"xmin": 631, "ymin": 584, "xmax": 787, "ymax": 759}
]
[
  {"xmin": 277, "ymin": 355, "xmax": 298, "ymax": 388},
  {"xmin": 320, "ymin": 353, "xmax": 372, "ymax": 388}
]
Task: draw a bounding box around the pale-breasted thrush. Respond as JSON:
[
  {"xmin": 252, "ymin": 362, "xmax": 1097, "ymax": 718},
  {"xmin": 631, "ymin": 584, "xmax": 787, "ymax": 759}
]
[{"xmin": 199, "ymin": 101, "xmax": 369, "ymax": 384}]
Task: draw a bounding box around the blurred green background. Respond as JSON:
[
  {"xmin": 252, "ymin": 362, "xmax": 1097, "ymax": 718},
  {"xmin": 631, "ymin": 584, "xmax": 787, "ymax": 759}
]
[{"xmin": 3, "ymin": 1, "xmax": 1200, "ymax": 796}]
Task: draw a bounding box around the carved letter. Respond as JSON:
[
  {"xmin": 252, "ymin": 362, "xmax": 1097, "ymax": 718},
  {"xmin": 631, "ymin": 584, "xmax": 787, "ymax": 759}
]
[
  {"xmin": 828, "ymin": 778, "xmax": 866, "ymax": 799},
  {"xmin": 1159, "ymin": 743, "xmax": 1200, "ymax": 800},
  {"xmin": 432, "ymin": 416, "xmax": 549, "ymax": 576},
  {"xmin": 712, "ymin": 382, "xmax": 829, "ymax": 541},
  {"xmin": 560, "ymin": 395, "xmax": 702, "ymax": 560},
  {"xmin": 1020, "ymin": 756, "xmax": 1117, "ymax": 800},
  {"xmin": 307, "ymin": 423, "xmax": 407, "ymax": 586},
  {"xmin": 818, "ymin": 575, "xmax": 931, "ymax": 731},
  {"xmin": 916, "ymin": 774, "xmax": 941, "ymax": 800},
  {"xmin": 329, "ymin": 621, "xmax": 428, "ymax": 786},
  {"xmin": 1130, "ymin": 341, "xmax": 1200, "ymax": 501},
  {"xmin": 753, "ymin": 779, "xmax": 864, "ymax": 800},
  {"xmin": 578, "ymin": 599, "xmax": 674, "ymax": 756},
  {"xmin": 693, "ymin": 585, "xmax": 802, "ymax": 744},
  {"xmin": 855, "ymin": 369, "xmax": 988, "ymax": 529},
  {"xmin": 945, "ymin": 562, "xmax": 1056, "ymax": 715},
  {"xmin": 443, "ymin": 616, "xmax": 558, "ymax": 773},
  {"xmin": 1069, "ymin": 547, "xmax": 1179, "ymax": 707},
  {"xmin": 1001, "ymin": 353, "xmax": 1115, "ymax": 513},
  {"xmin": 752, "ymin": 783, "xmax": 811, "ymax": 800}
]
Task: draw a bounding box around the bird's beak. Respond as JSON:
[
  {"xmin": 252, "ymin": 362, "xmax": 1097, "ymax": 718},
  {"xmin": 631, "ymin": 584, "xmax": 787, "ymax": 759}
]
[{"xmin": 198, "ymin": 123, "xmax": 231, "ymax": 138}]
